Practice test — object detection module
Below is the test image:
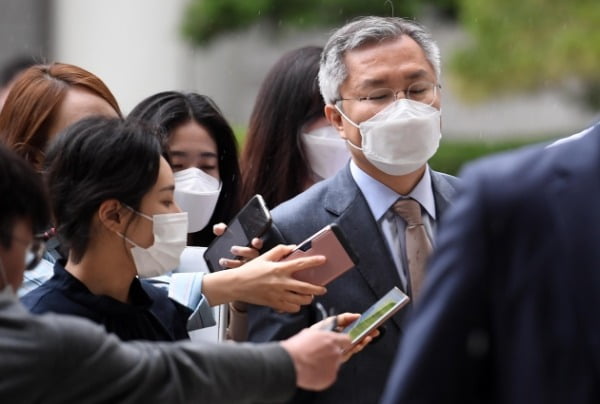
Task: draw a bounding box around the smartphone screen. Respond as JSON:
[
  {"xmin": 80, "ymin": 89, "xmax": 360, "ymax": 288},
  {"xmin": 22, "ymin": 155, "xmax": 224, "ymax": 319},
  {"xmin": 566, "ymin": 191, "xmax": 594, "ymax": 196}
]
[
  {"xmin": 342, "ymin": 286, "xmax": 409, "ymax": 345},
  {"xmin": 285, "ymin": 224, "xmax": 358, "ymax": 286},
  {"xmin": 203, "ymin": 194, "xmax": 271, "ymax": 272}
]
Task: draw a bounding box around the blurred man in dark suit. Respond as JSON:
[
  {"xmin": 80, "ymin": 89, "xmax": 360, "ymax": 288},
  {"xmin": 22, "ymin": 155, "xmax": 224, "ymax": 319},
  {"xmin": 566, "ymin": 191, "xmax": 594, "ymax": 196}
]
[{"xmin": 381, "ymin": 122, "xmax": 600, "ymax": 404}]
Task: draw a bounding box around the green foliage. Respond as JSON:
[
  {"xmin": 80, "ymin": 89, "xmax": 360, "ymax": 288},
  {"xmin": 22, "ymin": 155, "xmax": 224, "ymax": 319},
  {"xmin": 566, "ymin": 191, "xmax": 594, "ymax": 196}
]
[
  {"xmin": 450, "ymin": 0, "xmax": 600, "ymax": 107},
  {"xmin": 429, "ymin": 136, "xmax": 552, "ymax": 175},
  {"xmin": 235, "ymin": 124, "xmax": 551, "ymax": 176},
  {"xmin": 182, "ymin": 0, "xmax": 434, "ymax": 45}
]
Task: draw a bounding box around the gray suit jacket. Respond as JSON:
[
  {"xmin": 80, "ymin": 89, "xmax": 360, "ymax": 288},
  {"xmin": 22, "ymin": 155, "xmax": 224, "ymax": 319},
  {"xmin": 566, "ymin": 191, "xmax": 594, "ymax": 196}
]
[
  {"xmin": 0, "ymin": 291, "xmax": 294, "ymax": 404},
  {"xmin": 248, "ymin": 164, "xmax": 460, "ymax": 404}
]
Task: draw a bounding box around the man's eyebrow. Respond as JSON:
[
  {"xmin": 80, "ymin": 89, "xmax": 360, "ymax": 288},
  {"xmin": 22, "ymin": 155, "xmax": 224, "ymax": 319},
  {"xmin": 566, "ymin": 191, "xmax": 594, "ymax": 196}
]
[
  {"xmin": 406, "ymin": 69, "xmax": 431, "ymax": 80},
  {"xmin": 356, "ymin": 69, "xmax": 433, "ymax": 91},
  {"xmin": 357, "ymin": 78, "xmax": 388, "ymax": 90}
]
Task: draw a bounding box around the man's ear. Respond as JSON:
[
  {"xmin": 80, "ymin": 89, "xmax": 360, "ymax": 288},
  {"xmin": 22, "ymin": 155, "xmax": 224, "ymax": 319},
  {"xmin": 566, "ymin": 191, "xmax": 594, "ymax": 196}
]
[
  {"xmin": 324, "ymin": 104, "xmax": 347, "ymax": 140},
  {"xmin": 98, "ymin": 199, "xmax": 129, "ymax": 234}
]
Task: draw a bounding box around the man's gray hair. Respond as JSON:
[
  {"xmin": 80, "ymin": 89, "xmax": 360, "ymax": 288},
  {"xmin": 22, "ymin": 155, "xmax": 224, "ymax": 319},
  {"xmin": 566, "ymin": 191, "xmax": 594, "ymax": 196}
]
[{"xmin": 318, "ymin": 16, "xmax": 441, "ymax": 105}]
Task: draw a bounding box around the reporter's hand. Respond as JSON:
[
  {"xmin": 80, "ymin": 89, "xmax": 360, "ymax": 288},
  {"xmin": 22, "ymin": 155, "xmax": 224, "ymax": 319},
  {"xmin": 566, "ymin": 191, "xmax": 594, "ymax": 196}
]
[
  {"xmin": 212, "ymin": 223, "xmax": 263, "ymax": 268},
  {"xmin": 227, "ymin": 244, "xmax": 327, "ymax": 312},
  {"xmin": 280, "ymin": 328, "xmax": 351, "ymax": 391},
  {"xmin": 202, "ymin": 244, "xmax": 328, "ymax": 310},
  {"xmin": 311, "ymin": 313, "xmax": 380, "ymax": 362}
]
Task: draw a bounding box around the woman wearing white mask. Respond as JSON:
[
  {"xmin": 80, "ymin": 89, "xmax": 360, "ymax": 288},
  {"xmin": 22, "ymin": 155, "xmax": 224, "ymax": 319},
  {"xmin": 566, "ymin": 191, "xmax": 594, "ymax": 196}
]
[
  {"xmin": 128, "ymin": 91, "xmax": 241, "ymax": 247},
  {"xmin": 128, "ymin": 91, "xmax": 328, "ymax": 341},
  {"xmin": 240, "ymin": 46, "xmax": 350, "ymax": 209},
  {"xmin": 21, "ymin": 117, "xmax": 327, "ymax": 341}
]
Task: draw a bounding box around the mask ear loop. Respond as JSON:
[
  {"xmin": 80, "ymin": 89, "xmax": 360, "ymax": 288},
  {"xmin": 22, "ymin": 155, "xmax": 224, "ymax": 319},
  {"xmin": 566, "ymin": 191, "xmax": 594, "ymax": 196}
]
[
  {"xmin": 114, "ymin": 204, "xmax": 153, "ymax": 254},
  {"xmin": 123, "ymin": 204, "xmax": 153, "ymax": 222},
  {"xmin": 334, "ymin": 104, "xmax": 363, "ymax": 151},
  {"xmin": 334, "ymin": 104, "xmax": 360, "ymax": 129}
]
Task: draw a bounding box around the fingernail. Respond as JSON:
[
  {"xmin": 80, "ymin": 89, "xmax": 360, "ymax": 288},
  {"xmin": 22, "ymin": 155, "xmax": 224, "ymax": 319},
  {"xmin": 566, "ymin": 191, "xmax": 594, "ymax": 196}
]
[
  {"xmin": 230, "ymin": 247, "xmax": 239, "ymax": 254},
  {"xmin": 219, "ymin": 258, "xmax": 226, "ymax": 266}
]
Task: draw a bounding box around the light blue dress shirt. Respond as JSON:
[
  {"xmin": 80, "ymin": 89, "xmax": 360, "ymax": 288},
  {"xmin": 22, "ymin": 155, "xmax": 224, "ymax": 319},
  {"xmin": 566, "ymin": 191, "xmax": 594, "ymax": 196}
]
[{"xmin": 349, "ymin": 161, "xmax": 436, "ymax": 291}]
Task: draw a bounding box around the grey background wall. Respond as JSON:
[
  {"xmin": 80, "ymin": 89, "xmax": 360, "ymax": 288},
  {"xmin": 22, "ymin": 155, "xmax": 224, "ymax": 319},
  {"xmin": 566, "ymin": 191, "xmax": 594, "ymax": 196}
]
[{"xmin": 1, "ymin": 0, "xmax": 597, "ymax": 139}]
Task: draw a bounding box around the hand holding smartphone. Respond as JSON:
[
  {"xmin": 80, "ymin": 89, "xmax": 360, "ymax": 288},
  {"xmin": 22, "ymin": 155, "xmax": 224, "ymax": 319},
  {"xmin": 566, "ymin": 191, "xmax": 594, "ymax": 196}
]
[
  {"xmin": 282, "ymin": 223, "xmax": 358, "ymax": 286},
  {"xmin": 203, "ymin": 195, "xmax": 271, "ymax": 272},
  {"xmin": 341, "ymin": 286, "xmax": 409, "ymax": 346}
]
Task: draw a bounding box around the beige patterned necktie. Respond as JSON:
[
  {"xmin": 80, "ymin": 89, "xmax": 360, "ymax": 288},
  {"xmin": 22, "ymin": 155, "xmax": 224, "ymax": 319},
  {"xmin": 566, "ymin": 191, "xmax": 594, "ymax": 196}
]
[{"xmin": 393, "ymin": 199, "xmax": 433, "ymax": 300}]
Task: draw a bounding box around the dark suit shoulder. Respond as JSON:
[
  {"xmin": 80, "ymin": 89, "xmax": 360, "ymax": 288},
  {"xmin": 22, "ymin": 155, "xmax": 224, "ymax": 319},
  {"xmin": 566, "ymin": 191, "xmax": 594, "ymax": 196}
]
[
  {"xmin": 462, "ymin": 126, "xmax": 599, "ymax": 193},
  {"xmin": 431, "ymin": 170, "xmax": 461, "ymax": 189},
  {"xmin": 271, "ymin": 174, "xmax": 336, "ymax": 219},
  {"xmin": 270, "ymin": 167, "xmax": 358, "ymax": 241}
]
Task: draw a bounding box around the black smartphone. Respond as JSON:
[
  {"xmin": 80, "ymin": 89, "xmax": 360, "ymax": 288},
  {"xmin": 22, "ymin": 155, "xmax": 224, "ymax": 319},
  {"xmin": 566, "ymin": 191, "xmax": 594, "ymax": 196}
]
[
  {"xmin": 203, "ymin": 194, "xmax": 272, "ymax": 272},
  {"xmin": 284, "ymin": 223, "xmax": 358, "ymax": 286}
]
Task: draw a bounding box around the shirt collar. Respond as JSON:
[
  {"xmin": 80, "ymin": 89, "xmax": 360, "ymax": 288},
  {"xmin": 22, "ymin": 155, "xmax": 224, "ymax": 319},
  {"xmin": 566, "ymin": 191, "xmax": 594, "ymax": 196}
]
[
  {"xmin": 349, "ymin": 161, "xmax": 437, "ymax": 221},
  {"xmin": 53, "ymin": 260, "xmax": 153, "ymax": 312}
]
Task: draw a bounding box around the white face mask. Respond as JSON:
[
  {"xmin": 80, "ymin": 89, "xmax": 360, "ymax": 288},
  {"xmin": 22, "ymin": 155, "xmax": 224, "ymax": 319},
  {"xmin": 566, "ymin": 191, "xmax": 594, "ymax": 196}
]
[
  {"xmin": 174, "ymin": 168, "xmax": 222, "ymax": 232},
  {"xmin": 121, "ymin": 210, "xmax": 188, "ymax": 278},
  {"xmin": 336, "ymin": 99, "xmax": 441, "ymax": 176},
  {"xmin": 300, "ymin": 126, "xmax": 350, "ymax": 180}
]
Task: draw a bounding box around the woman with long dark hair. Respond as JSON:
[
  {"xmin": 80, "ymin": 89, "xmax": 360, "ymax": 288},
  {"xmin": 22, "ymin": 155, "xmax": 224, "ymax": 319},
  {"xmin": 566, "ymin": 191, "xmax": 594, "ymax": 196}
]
[
  {"xmin": 240, "ymin": 46, "xmax": 349, "ymax": 209},
  {"xmin": 128, "ymin": 91, "xmax": 240, "ymax": 247}
]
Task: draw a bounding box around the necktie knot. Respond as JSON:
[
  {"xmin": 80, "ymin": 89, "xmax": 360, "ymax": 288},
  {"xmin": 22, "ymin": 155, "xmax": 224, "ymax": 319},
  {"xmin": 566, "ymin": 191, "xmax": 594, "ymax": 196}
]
[{"xmin": 393, "ymin": 199, "xmax": 423, "ymax": 227}]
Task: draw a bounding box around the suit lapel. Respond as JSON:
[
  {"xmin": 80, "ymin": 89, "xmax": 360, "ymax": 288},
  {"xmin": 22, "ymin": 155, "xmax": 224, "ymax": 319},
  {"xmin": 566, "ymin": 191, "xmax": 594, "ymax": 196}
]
[
  {"xmin": 430, "ymin": 169, "xmax": 460, "ymax": 218},
  {"xmin": 323, "ymin": 166, "xmax": 404, "ymax": 329}
]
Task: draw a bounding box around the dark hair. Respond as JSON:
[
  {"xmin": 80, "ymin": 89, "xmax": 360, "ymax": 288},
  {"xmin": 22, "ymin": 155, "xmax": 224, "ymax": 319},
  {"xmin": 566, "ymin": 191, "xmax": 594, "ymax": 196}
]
[
  {"xmin": 0, "ymin": 63, "xmax": 122, "ymax": 170},
  {"xmin": 240, "ymin": 46, "xmax": 324, "ymax": 208},
  {"xmin": 128, "ymin": 91, "xmax": 240, "ymax": 246},
  {"xmin": 0, "ymin": 144, "xmax": 50, "ymax": 248},
  {"xmin": 44, "ymin": 117, "xmax": 162, "ymax": 263}
]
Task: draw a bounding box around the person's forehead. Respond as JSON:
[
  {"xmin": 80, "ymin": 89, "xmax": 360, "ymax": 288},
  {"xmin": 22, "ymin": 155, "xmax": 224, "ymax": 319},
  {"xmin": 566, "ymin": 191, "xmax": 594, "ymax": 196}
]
[
  {"xmin": 342, "ymin": 36, "xmax": 433, "ymax": 77},
  {"xmin": 48, "ymin": 86, "xmax": 118, "ymax": 139},
  {"xmin": 169, "ymin": 122, "xmax": 216, "ymax": 146}
]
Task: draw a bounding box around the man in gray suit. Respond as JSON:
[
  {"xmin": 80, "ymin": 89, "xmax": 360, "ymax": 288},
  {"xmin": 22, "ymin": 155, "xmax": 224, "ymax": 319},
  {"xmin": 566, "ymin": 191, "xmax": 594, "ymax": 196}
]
[
  {"xmin": 248, "ymin": 16, "xmax": 460, "ymax": 404},
  {"xmin": 0, "ymin": 144, "xmax": 351, "ymax": 404}
]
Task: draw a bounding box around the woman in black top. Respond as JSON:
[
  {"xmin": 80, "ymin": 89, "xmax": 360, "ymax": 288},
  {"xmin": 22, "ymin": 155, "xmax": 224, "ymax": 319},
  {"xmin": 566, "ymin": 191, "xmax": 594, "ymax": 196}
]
[{"xmin": 22, "ymin": 118, "xmax": 191, "ymax": 341}]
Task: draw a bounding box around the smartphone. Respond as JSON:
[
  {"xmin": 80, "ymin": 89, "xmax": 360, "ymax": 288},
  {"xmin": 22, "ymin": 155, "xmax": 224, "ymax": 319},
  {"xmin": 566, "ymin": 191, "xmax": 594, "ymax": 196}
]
[
  {"xmin": 204, "ymin": 194, "xmax": 271, "ymax": 272},
  {"xmin": 342, "ymin": 286, "xmax": 410, "ymax": 345},
  {"xmin": 283, "ymin": 223, "xmax": 358, "ymax": 286}
]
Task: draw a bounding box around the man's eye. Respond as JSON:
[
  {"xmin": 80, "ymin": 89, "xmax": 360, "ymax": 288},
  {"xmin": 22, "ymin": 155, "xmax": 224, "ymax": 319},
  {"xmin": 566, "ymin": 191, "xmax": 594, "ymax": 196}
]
[
  {"xmin": 410, "ymin": 87, "xmax": 427, "ymax": 94},
  {"xmin": 365, "ymin": 90, "xmax": 393, "ymax": 103}
]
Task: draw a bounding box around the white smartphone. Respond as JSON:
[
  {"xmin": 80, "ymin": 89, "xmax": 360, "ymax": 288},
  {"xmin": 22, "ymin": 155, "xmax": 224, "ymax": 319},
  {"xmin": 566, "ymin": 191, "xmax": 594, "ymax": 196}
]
[{"xmin": 342, "ymin": 286, "xmax": 410, "ymax": 345}]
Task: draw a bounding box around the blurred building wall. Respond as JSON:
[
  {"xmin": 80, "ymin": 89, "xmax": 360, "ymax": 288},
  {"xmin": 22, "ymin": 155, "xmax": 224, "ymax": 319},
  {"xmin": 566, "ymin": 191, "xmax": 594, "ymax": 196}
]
[
  {"xmin": 0, "ymin": 0, "xmax": 49, "ymax": 69},
  {"xmin": 0, "ymin": 0, "xmax": 597, "ymax": 139},
  {"xmin": 51, "ymin": 0, "xmax": 191, "ymax": 117}
]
